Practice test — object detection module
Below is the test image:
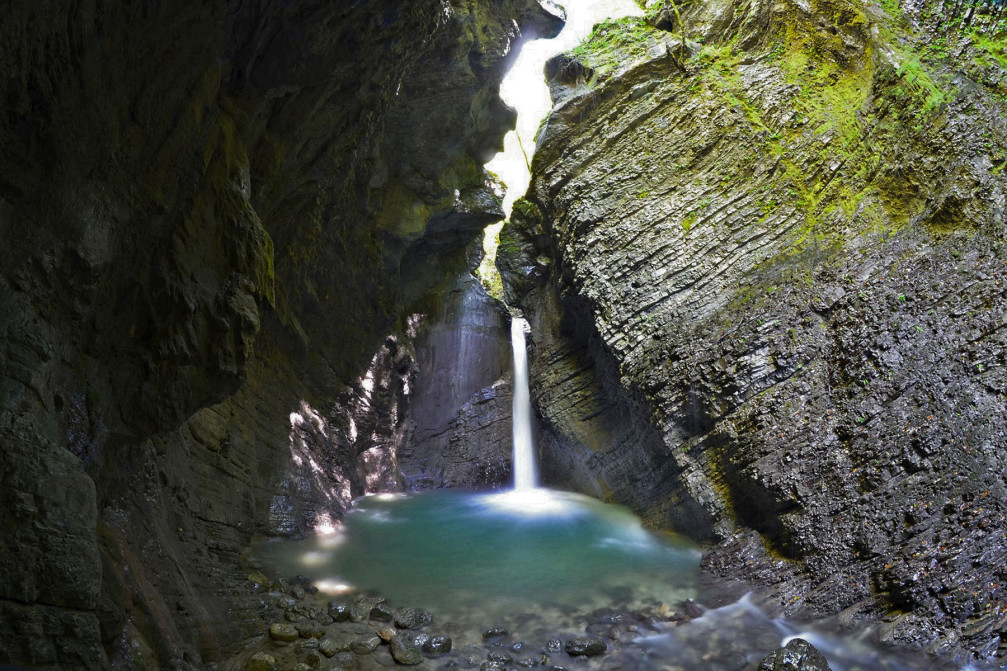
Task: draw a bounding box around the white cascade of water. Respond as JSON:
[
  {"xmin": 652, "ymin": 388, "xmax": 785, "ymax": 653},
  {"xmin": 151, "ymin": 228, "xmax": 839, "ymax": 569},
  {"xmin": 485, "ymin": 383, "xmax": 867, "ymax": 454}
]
[{"xmin": 510, "ymin": 317, "xmax": 538, "ymax": 490}]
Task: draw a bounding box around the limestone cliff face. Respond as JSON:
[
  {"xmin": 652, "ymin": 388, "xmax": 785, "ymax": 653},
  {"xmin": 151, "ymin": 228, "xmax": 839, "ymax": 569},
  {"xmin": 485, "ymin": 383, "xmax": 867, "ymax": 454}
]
[
  {"xmin": 502, "ymin": 0, "xmax": 1007, "ymax": 660},
  {"xmin": 0, "ymin": 1, "xmax": 560, "ymax": 667},
  {"xmin": 397, "ymin": 266, "xmax": 515, "ymax": 491}
]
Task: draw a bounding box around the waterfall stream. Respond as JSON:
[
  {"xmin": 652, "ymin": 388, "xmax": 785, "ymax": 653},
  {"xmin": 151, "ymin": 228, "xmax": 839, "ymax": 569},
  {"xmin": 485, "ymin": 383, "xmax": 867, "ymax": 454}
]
[{"xmin": 510, "ymin": 316, "xmax": 538, "ymax": 490}]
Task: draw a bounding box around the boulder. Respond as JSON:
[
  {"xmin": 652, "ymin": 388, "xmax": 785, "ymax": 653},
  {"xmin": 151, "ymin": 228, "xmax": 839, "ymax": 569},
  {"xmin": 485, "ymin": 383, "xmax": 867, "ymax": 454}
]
[
  {"xmin": 758, "ymin": 638, "xmax": 832, "ymax": 671},
  {"xmin": 564, "ymin": 638, "xmax": 607, "ymax": 657}
]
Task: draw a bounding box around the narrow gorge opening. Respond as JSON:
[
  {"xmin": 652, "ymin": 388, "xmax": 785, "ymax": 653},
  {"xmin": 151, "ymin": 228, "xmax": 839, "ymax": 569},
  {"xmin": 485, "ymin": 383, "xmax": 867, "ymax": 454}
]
[{"xmin": 3, "ymin": 0, "xmax": 1006, "ymax": 669}]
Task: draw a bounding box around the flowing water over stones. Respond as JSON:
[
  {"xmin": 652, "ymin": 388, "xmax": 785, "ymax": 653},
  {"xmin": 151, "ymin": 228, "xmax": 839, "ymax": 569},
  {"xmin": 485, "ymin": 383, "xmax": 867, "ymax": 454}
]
[
  {"xmin": 244, "ymin": 488, "xmax": 988, "ymax": 670},
  {"xmin": 239, "ymin": 318, "xmax": 993, "ymax": 670}
]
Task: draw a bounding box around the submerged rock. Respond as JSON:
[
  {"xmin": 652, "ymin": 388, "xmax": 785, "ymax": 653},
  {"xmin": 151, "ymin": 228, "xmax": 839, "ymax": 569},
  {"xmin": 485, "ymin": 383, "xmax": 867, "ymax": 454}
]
[
  {"xmin": 758, "ymin": 638, "xmax": 832, "ymax": 671},
  {"xmin": 296, "ymin": 621, "xmax": 327, "ymax": 639},
  {"xmin": 395, "ymin": 608, "xmax": 434, "ymax": 630},
  {"xmin": 422, "ymin": 635, "xmax": 452, "ymax": 657},
  {"xmin": 487, "ymin": 650, "xmax": 513, "ymax": 664},
  {"xmin": 328, "ymin": 601, "xmax": 351, "ymax": 622},
  {"xmin": 318, "ymin": 637, "xmax": 346, "ymax": 657},
  {"xmin": 268, "ymin": 623, "xmax": 299, "ymax": 643},
  {"xmin": 246, "ymin": 652, "xmax": 278, "ymax": 671},
  {"xmin": 564, "ymin": 638, "xmax": 607, "ymax": 657},
  {"xmin": 389, "ymin": 634, "xmax": 424, "ymax": 665}
]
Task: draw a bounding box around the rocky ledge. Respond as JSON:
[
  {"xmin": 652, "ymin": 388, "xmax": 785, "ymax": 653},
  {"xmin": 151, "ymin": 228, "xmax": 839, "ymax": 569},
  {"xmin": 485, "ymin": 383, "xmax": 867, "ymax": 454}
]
[{"xmin": 501, "ymin": 0, "xmax": 1007, "ymax": 663}]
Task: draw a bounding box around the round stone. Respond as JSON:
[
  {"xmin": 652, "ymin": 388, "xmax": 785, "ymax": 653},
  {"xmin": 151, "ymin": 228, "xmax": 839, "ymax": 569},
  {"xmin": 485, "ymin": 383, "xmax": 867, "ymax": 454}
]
[
  {"xmin": 390, "ymin": 635, "xmax": 424, "ymax": 665},
  {"xmin": 246, "ymin": 652, "xmax": 277, "ymax": 671},
  {"xmin": 564, "ymin": 638, "xmax": 607, "ymax": 657},
  {"xmin": 422, "ymin": 635, "xmax": 452, "ymax": 657},
  {"xmin": 268, "ymin": 623, "xmax": 299, "ymax": 643}
]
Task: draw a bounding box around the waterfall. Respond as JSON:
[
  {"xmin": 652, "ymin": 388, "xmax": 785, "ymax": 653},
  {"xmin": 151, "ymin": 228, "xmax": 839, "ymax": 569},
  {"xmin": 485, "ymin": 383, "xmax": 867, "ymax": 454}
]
[{"xmin": 510, "ymin": 317, "xmax": 538, "ymax": 490}]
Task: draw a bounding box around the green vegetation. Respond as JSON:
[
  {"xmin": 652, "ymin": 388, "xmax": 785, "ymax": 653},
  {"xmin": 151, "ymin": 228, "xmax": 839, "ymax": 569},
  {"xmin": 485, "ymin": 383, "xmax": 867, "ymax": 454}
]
[
  {"xmin": 925, "ymin": 0, "xmax": 1007, "ymax": 36},
  {"xmin": 568, "ymin": 17, "xmax": 664, "ymax": 78},
  {"xmin": 893, "ymin": 53, "xmax": 948, "ymax": 113},
  {"xmin": 511, "ymin": 197, "xmax": 542, "ymax": 222},
  {"xmin": 476, "ymin": 222, "xmax": 505, "ymax": 301}
]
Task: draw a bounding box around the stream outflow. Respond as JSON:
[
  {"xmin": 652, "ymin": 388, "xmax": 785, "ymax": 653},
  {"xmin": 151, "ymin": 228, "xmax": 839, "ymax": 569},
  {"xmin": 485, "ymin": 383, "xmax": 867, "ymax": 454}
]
[{"xmin": 249, "ymin": 321, "xmax": 985, "ymax": 670}]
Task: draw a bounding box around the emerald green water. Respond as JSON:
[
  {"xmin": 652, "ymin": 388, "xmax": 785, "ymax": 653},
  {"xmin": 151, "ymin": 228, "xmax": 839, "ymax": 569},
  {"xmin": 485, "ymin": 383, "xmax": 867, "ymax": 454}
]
[
  {"xmin": 253, "ymin": 488, "xmax": 700, "ymax": 621},
  {"xmin": 250, "ymin": 490, "xmax": 982, "ymax": 670}
]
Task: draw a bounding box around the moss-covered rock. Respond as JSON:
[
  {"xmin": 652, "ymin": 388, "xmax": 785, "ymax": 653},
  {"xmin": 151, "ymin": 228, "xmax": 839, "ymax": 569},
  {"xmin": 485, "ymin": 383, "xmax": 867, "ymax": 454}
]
[{"xmin": 509, "ymin": 0, "xmax": 1007, "ymax": 660}]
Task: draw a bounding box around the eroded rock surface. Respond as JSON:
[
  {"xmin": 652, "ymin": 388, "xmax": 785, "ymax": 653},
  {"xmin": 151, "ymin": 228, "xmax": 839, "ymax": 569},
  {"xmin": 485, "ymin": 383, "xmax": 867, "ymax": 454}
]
[
  {"xmin": 502, "ymin": 0, "xmax": 1007, "ymax": 661},
  {"xmin": 0, "ymin": 0, "xmax": 561, "ymax": 667},
  {"xmin": 398, "ymin": 268, "xmax": 514, "ymax": 490}
]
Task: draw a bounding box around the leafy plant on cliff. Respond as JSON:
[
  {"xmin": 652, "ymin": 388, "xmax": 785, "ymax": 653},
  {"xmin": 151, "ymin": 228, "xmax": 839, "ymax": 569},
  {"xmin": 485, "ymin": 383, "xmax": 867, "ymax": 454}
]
[{"xmin": 477, "ymin": 222, "xmax": 505, "ymax": 302}]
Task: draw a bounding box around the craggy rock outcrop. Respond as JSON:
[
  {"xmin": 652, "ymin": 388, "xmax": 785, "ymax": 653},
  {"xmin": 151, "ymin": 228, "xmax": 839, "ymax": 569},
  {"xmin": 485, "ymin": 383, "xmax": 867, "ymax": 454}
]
[
  {"xmin": 0, "ymin": 0, "xmax": 561, "ymax": 667},
  {"xmin": 502, "ymin": 0, "xmax": 1006, "ymax": 662}
]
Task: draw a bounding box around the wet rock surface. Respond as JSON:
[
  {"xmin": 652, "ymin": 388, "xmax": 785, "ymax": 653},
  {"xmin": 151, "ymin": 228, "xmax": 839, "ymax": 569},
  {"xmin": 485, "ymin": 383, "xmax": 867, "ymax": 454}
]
[
  {"xmin": 230, "ymin": 569, "xmax": 975, "ymax": 671},
  {"xmin": 226, "ymin": 576, "xmax": 757, "ymax": 671},
  {"xmin": 0, "ymin": 0, "xmax": 561, "ymax": 667},
  {"xmin": 397, "ymin": 271, "xmax": 515, "ymax": 491},
  {"xmin": 759, "ymin": 638, "xmax": 833, "ymax": 671},
  {"xmin": 502, "ymin": 0, "xmax": 1007, "ymax": 664}
]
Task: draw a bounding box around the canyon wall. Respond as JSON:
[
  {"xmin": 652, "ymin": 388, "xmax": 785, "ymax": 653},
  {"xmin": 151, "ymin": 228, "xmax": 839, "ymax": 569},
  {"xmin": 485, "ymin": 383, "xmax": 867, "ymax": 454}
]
[
  {"xmin": 0, "ymin": 1, "xmax": 559, "ymax": 667},
  {"xmin": 501, "ymin": 0, "xmax": 1007, "ymax": 662}
]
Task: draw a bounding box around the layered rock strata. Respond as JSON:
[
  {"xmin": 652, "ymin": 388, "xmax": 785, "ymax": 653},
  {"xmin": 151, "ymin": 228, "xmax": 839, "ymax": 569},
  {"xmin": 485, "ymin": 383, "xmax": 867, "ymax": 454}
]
[{"xmin": 501, "ymin": 0, "xmax": 1007, "ymax": 661}]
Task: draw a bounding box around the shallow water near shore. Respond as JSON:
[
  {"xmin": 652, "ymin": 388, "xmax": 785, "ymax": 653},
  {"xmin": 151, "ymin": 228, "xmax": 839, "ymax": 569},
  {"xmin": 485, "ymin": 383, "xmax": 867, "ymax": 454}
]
[
  {"xmin": 250, "ymin": 488, "xmax": 988, "ymax": 670},
  {"xmin": 254, "ymin": 487, "xmax": 700, "ymax": 622}
]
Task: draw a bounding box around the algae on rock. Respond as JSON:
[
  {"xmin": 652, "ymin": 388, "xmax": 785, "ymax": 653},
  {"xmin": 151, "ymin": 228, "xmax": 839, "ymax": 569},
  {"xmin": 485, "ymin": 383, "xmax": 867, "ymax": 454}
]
[{"xmin": 501, "ymin": 0, "xmax": 1007, "ymax": 660}]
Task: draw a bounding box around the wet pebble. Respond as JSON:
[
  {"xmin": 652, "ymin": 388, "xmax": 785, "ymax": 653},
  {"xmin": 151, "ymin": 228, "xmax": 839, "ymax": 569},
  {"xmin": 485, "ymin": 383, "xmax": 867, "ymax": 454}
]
[
  {"xmin": 564, "ymin": 638, "xmax": 607, "ymax": 657},
  {"xmin": 285, "ymin": 605, "xmax": 312, "ymax": 623},
  {"xmin": 544, "ymin": 639, "xmax": 563, "ymax": 654},
  {"xmin": 395, "ymin": 607, "xmax": 434, "ymax": 629},
  {"xmin": 423, "ymin": 635, "xmax": 453, "ymax": 657},
  {"xmin": 268, "ymin": 623, "xmax": 299, "ymax": 643},
  {"xmin": 371, "ymin": 602, "xmax": 394, "ymax": 622},
  {"xmin": 483, "ymin": 628, "xmax": 510, "ymax": 640},
  {"xmin": 246, "ymin": 652, "xmax": 277, "ymax": 671},
  {"xmin": 390, "ymin": 634, "xmax": 425, "ymax": 665},
  {"xmin": 351, "ymin": 635, "xmax": 382, "ymax": 654},
  {"xmin": 350, "ymin": 596, "xmax": 383, "ymax": 623},
  {"xmin": 328, "ymin": 600, "xmax": 351, "ymax": 622},
  {"xmin": 758, "ymin": 637, "xmax": 832, "ymax": 671}
]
